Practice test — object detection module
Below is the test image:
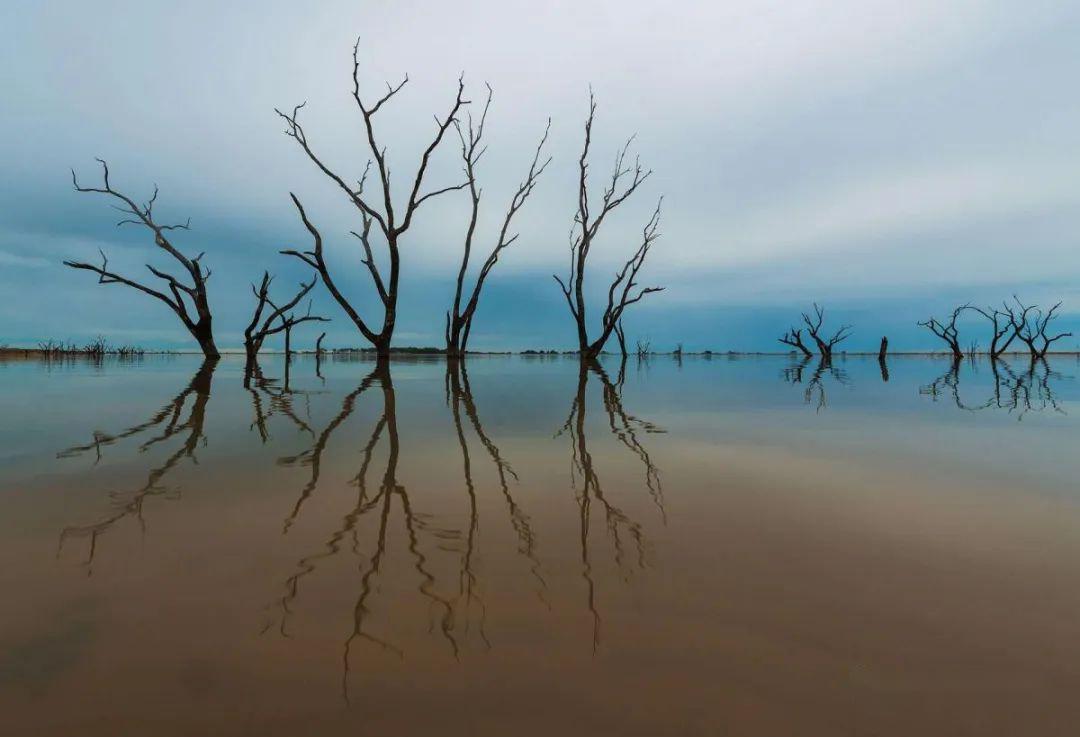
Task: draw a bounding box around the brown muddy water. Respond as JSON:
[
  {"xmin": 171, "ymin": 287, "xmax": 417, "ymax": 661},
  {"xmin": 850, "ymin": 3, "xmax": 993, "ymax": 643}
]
[{"xmin": 1, "ymin": 353, "xmax": 1079, "ymax": 736}]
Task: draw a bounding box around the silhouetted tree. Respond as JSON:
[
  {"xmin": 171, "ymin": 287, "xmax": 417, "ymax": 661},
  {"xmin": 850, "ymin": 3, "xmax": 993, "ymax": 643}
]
[
  {"xmin": 66, "ymin": 160, "xmax": 219, "ymax": 358},
  {"xmin": 554, "ymin": 93, "xmax": 664, "ymax": 359},
  {"xmin": 445, "ymin": 86, "xmax": 551, "ymax": 356},
  {"xmin": 918, "ymin": 304, "xmax": 968, "ymax": 359},
  {"xmin": 1005, "ymin": 296, "xmax": 1072, "ymax": 359},
  {"xmin": 278, "ymin": 39, "xmax": 468, "ymax": 356},
  {"xmin": 800, "ymin": 303, "xmax": 852, "ymax": 358},
  {"xmin": 244, "ymin": 272, "xmax": 327, "ymax": 370},
  {"xmin": 970, "ymin": 306, "xmax": 1016, "ymax": 358},
  {"xmin": 778, "ymin": 327, "xmax": 813, "ymax": 357}
]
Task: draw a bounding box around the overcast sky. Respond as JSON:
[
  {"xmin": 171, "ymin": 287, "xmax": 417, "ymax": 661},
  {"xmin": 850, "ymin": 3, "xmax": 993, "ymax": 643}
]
[{"xmin": 2, "ymin": 0, "xmax": 1079, "ymax": 351}]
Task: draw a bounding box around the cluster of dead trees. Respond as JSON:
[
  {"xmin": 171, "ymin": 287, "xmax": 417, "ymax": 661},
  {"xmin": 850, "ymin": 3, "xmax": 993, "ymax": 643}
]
[
  {"xmin": 919, "ymin": 299, "xmax": 1072, "ymax": 360},
  {"xmin": 777, "ymin": 298, "xmax": 1072, "ymax": 362},
  {"xmin": 65, "ymin": 41, "xmax": 664, "ymax": 364}
]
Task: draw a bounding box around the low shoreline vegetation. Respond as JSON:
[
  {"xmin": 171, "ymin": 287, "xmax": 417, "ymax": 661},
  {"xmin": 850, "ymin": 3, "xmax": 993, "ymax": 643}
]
[{"xmin": 0, "ymin": 337, "xmax": 147, "ymax": 358}]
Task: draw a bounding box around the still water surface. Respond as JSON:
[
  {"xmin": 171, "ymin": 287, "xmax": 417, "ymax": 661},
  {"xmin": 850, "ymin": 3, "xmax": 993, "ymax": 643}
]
[{"xmin": 1, "ymin": 353, "xmax": 1079, "ymax": 735}]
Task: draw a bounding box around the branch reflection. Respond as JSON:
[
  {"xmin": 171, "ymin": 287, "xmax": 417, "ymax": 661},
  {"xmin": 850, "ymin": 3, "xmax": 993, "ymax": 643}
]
[
  {"xmin": 920, "ymin": 357, "xmax": 1069, "ymax": 419},
  {"xmin": 782, "ymin": 355, "xmax": 850, "ymax": 412},
  {"xmin": 556, "ymin": 357, "xmax": 665, "ymax": 652},
  {"xmin": 56, "ymin": 358, "xmax": 217, "ymax": 572}
]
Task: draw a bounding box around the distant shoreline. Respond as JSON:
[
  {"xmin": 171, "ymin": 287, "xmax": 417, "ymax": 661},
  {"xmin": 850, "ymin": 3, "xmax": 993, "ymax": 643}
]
[{"xmin": 2, "ymin": 346, "xmax": 1078, "ymax": 358}]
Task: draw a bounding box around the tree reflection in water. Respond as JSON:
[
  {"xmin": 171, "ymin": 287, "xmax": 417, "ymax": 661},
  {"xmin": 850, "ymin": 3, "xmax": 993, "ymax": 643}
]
[
  {"xmin": 264, "ymin": 359, "xmax": 522, "ymax": 701},
  {"xmin": 556, "ymin": 357, "xmax": 665, "ymax": 653},
  {"xmin": 921, "ymin": 356, "xmax": 1069, "ymax": 419},
  {"xmin": 55, "ymin": 358, "xmax": 217, "ymax": 573},
  {"xmin": 782, "ymin": 355, "xmax": 850, "ymax": 412},
  {"xmin": 53, "ymin": 355, "xmax": 668, "ymax": 696},
  {"xmin": 265, "ymin": 355, "xmax": 667, "ymax": 698}
]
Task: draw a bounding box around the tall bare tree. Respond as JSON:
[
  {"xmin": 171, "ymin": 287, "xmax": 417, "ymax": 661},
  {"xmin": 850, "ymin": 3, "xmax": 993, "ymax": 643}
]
[
  {"xmin": 918, "ymin": 304, "xmax": 968, "ymax": 359},
  {"xmin": 554, "ymin": 93, "xmax": 663, "ymax": 360},
  {"xmin": 1005, "ymin": 296, "xmax": 1072, "ymax": 359},
  {"xmin": 278, "ymin": 39, "xmax": 469, "ymax": 356},
  {"xmin": 445, "ymin": 86, "xmax": 551, "ymax": 356},
  {"xmin": 244, "ymin": 272, "xmax": 327, "ymax": 369},
  {"xmin": 970, "ymin": 306, "xmax": 1016, "ymax": 358},
  {"xmin": 800, "ymin": 303, "xmax": 852, "ymax": 358},
  {"xmin": 65, "ymin": 160, "xmax": 219, "ymax": 358}
]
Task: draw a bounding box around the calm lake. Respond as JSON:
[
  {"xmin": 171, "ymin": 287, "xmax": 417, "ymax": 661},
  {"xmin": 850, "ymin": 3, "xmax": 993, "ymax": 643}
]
[{"xmin": 1, "ymin": 353, "xmax": 1079, "ymax": 735}]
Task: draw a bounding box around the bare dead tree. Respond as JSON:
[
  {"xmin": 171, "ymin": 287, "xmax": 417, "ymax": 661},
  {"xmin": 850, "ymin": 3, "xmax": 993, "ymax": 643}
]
[
  {"xmin": 278, "ymin": 39, "xmax": 469, "ymax": 356},
  {"xmin": 918, "ymin": 304, "xmax": 969, "ymax": 359},
  {"xmin": 801, "ymin": 303, "xmax": 852, "ymax": 358},
  {"xmin": 970, "ymin": 306, "xmax": 1016, "ymax": 358},
  {"xmin": 778, "ymin": 327, "xmax": 813, "ymax": 357},
  {"xmin": 244, "ymin": 272, "xmax": 324, "ymax": 369},
  {"xmin": 1005, "ymin": 296, "xmax": 1072, "ymax": 359},
  {"xmin": 445, "ymin": 86, "xmax": 551, "ymax": 356},
  {"xmin": 65, "ymin": 160, "xmax": 219, "ymax": 358},
  {"xmin": 278, "ymin": 299, "xmax": 328, "ymax": 360},
  {"xmin": 554, "ymin": 93, "xmax": 663, "ymax": 360}
]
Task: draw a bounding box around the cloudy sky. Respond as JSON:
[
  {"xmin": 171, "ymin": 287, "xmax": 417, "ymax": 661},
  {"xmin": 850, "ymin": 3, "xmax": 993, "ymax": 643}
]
[{"xmin": 2, "ymin": 0, "xmax": 1079, "ymax": 351}]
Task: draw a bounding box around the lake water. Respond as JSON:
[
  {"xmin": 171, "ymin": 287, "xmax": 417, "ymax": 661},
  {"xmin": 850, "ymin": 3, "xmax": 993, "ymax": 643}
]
[{"xmin": 1, "ymin": 353, "xmax": 1079, "ymax": 735}]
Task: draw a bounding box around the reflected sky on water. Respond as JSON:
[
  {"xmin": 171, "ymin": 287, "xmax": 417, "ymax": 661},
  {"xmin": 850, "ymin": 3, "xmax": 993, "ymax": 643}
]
[{"xmin": 1, "ymin": 353, "xmax": 1079, "ymax": 736}]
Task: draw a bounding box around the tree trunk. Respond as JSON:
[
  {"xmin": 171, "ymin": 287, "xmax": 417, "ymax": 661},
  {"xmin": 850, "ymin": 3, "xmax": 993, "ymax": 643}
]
[
  {"xmin": 194, "ymin": 320, "xmax": 220, "ymax": 359},
  {"xmin": 372, "ymin": 332, "xmax": 392, "ymax": 358}
]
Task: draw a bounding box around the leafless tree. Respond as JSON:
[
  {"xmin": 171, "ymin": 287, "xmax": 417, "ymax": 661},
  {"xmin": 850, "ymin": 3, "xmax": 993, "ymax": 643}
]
[
  {"xmin": 778, "ymin": 327, "xmax": 813, "ymax": 357},
  {"xmin": 278, "ymin": 39, "xmax": 469, "ymax": 356},
  {"xmin": 66, "ymin": 160, "xmax": 219, "ymax": 358},
  {"xmin": 969, "ymin": 306, "xmax": 1016, "ymax": 358},
  {"xmin": 244, "ymin": 273, "xmax": 327, "ymax": 369},
  {"xmin": 281, "ymin": 300, "xmax": 328, "ymax": 361},
  {"xmin": 554, "ymin": 93, "xmax": 663, "ymax": 360},
  {"xmin": 918, "ymin": 304, "xmax": 969, "ymax": 359},
  {"xmin": 445, "ymin": 86, "xmax": 551, "ymax": 356},
  {"xmin": 1005, "ymin": 296, "xmax": 1072, "ymax": 359},
  {"xmin": 800, "ymin": 303, "xmax": 852, "ymax": 358}
]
